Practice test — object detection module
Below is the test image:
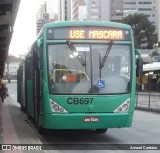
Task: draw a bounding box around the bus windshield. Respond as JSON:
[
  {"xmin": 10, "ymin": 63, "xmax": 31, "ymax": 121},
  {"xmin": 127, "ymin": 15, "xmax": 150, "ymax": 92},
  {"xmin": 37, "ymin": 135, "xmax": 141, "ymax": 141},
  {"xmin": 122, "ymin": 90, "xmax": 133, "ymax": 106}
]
[{"xmin": 48, "ymin": 43, "xmax": 131, "ymax": 94}]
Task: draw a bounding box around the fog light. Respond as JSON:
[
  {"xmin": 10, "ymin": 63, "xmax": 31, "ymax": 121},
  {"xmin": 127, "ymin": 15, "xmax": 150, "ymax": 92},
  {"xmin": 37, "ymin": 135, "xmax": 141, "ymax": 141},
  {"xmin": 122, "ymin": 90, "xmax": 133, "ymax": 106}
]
[
  {"xmin": 60, "ymin": 108, "xmax": 64, "ymax": 112},
  {"xmin": 118, "ymin": 108, "xmax": 122, "ymax": 112}
]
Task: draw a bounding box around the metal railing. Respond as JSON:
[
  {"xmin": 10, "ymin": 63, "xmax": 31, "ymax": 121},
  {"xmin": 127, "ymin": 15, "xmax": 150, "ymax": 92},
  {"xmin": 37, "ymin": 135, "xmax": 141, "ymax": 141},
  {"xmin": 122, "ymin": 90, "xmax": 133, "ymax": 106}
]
[{"xmin": 136, "ymin": 84, "xmax": 160, "ymax": 111}]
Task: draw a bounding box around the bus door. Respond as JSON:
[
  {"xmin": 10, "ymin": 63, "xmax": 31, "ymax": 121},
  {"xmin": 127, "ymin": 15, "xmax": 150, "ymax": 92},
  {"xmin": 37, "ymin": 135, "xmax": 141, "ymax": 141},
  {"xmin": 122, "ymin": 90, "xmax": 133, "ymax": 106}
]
[{"xmin": 33, "ymin": 39, "xmax": 43, "ymax": 126}]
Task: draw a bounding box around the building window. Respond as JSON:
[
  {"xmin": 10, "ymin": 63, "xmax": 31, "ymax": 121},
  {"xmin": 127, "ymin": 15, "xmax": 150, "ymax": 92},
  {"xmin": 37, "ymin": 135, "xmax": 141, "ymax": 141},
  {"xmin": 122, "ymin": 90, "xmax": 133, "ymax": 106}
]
[
  {"xmin": 139, "ymin": 2, "xmax": 152, "ymax": 4},
  {"xmin": 124, "ymin": 8, "xmax": 137, "ymax": 10},
  {"xmin": 138, "ymin": 8, "xmax": 152, "ymax": 11},
  {"xmin": 124, "ymin": 2, "xmax": 136, "ymax": 4},
  {"xmin": 92, "ymin": 0, "xmax": 96, "ymax": 4}
]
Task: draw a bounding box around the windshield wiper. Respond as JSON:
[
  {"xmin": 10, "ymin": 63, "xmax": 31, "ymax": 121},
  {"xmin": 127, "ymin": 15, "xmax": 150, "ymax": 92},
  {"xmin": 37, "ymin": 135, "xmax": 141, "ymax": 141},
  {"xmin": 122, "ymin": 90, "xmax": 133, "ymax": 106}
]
[
  {"xmin": 99, "ymin": 41, "xmax": 113, "ymax": 80},
  {"xmin": 99, "ymin": 40, "xmax": 113, "ymax": 69},
  {"xmin": 66, "ymin": 40, "xmax": 86, "ymax": 67}
]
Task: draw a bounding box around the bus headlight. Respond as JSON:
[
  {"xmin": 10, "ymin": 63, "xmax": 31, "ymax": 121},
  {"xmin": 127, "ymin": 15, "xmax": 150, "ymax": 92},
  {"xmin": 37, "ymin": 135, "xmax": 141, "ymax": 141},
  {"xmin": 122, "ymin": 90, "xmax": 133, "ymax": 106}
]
[
  {"xmin": 50, "ymin": 99, "xmax": 68, "ymax": 113},
  {"xmin": 114, "ymin": 98, "xmax": 130, "ymax": 113},
  {"xmin": 122, "ymin": 104, "xmax": 129, "ymax": 111},
  {"xmin": 52, "ymin": 104, "xmax": 59, "ymax": 112}
]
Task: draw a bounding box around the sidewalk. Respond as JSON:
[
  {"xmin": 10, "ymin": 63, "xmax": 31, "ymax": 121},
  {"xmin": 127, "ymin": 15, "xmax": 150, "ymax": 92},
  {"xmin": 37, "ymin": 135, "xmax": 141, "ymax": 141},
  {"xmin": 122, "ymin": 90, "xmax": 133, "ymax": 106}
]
[{"xmin": 0, "ymin": 97, "xmax": 45, "ymax": 153}]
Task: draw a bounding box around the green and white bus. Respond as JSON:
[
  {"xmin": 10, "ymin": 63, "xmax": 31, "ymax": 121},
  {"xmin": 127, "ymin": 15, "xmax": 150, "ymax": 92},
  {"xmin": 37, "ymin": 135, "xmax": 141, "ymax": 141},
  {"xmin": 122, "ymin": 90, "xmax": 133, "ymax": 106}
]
[{"xmin": 17, "ymin": 21, "xmax": 142, "ymax": 134}]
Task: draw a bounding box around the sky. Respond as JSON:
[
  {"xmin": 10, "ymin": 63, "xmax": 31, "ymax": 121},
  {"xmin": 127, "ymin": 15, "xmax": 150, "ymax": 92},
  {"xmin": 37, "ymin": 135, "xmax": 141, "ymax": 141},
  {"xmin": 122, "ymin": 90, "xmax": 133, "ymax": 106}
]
[{"xmin": 9, "ymin": 0, "xmax": 58, "ymax": 57}]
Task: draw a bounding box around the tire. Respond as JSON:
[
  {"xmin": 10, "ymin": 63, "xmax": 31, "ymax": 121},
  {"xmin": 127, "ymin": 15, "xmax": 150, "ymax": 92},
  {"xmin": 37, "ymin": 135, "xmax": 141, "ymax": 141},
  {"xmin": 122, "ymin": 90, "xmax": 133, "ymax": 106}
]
[
  {"xmin": 95, "ymin": 129, "xmax": 108, "ymax": 133},
  {"xmin": 27, "ymin": 114, "xmax": 32, "ymax": 120},
  {"xmin": 38, "ymin": 126, "xmax": 46, "ymax": 135},
  {"xmin": 21, "ymin": 106, "xmax": 25, "ymax": 111}
]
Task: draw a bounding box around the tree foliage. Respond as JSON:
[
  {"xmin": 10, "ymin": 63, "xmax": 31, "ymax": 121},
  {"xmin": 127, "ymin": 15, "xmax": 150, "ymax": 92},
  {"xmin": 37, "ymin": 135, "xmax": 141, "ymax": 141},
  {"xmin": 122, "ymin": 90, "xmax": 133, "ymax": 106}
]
[
  {"xmin": 123, "ymin": 13, "xmax": 158, "ymax": 49},
  {"xmin": 151, "ymin": 51, "xmax": 160, "ymax": 57}
]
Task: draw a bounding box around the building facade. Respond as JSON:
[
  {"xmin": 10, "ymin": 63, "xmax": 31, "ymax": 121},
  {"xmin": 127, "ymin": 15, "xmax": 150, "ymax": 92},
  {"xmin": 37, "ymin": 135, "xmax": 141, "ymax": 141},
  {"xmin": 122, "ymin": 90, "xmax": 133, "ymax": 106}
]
[
  {"xmin": 36, "ymin": 1, "xmax": 49, "ymax": 34},
  {"xmin": 36, "ymin": 0, "xmax": 56, "ymax": 34},
  {"xmin": 110, "ymin": 0, "xmax": 123, "ymax": 22},
  {"xmin": 86, "ymin": 0, "xmax": 110, "ymax": 21},
  {"xmin": 46, "ymin": 0, "xmax": 55, "ymax": 20},
  {"xmin": 58, "ymin": 0, "xmax": 71, "ymax": 21},
  {"xmin": 59, "ymin": 0, "xmax": 123, "ymax": 22},
  {"xmin": 71, "ymin": 0, "xmax": 86, "ymax": 20}
]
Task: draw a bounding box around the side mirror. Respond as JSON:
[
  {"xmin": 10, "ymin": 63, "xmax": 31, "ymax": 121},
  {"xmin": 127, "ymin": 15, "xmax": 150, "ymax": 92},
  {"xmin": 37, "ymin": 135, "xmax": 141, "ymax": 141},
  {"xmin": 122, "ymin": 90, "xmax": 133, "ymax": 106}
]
[{"xmin": 135, "ymin": 49, "xmax": 143, "ymax": 78}]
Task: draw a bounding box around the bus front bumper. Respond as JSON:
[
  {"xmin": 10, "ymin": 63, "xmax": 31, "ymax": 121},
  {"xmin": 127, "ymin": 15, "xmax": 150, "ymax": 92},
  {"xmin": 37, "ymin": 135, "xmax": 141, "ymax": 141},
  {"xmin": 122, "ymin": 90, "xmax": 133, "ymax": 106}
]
[{"xmin": 40, "ymin": 112, "xmax": 133, "ymax": 129}]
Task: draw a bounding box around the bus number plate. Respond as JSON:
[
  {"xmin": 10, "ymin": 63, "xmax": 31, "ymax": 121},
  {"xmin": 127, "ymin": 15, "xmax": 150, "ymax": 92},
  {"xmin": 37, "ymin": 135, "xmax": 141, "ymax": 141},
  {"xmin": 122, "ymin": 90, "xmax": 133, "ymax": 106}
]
[{"xmin": 84, "ymin": 117, "xmax": 99, "ymax": 122}]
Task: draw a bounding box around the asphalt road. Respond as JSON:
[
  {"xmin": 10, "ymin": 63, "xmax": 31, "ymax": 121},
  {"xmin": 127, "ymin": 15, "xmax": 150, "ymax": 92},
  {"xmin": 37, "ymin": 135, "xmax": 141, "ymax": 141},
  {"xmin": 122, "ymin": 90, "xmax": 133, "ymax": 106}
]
[{"xmin": 5, "ymin": 82, "xmax": 160, "ymax": 153}]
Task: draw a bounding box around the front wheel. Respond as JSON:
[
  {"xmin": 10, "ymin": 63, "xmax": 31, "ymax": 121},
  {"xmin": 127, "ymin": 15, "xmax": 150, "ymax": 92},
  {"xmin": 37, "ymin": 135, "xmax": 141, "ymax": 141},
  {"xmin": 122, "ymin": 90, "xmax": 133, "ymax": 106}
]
[
  {"xmin": 95, "ymin": 129, "xmax": 108, "ymax": 133},
  {"xmin": 38, "ymin": 126, "xmax": 46, "ymax": 135}
]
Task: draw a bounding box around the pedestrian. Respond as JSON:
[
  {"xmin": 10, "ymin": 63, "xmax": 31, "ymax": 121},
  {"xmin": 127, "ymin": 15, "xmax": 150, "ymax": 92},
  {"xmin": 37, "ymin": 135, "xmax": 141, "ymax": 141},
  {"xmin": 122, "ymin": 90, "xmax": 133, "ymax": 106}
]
[{"xmin": 3, "ymin": 84, "xmax": 8, "ymax": 98}]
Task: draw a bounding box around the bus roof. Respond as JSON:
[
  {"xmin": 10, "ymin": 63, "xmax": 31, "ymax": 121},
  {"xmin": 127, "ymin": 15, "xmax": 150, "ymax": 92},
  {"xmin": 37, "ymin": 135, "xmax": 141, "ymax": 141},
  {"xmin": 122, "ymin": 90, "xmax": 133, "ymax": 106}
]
[
  {"xmin": 42, "ymin": 21, "xmax": 132, "ymax": 31},
  {"xmin": 36, "ymin": 21, "xmax": 132, "ymax": 39}
]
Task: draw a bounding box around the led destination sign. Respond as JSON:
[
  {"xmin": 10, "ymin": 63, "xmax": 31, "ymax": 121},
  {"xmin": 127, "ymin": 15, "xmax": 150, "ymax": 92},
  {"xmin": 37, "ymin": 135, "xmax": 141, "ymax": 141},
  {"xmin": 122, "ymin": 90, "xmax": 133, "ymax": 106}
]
[
  {"xmin": 69, "ymin": 30, "xmax": 123, "ymax": 39},
  {"xmin": 47, "ymin": 27, "xmax": 130, "ymax": 40}
]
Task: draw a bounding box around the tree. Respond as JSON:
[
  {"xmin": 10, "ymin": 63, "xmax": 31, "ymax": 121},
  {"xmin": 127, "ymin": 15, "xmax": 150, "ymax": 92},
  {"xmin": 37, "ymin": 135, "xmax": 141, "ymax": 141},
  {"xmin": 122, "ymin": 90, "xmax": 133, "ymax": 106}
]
[
  {"xmin": 123, "ymin": 13, "xmax": 158, "ymax": 49},
  {"xmin": 150, "ymin": 51, "xmax": 160, "ymax": 57}
]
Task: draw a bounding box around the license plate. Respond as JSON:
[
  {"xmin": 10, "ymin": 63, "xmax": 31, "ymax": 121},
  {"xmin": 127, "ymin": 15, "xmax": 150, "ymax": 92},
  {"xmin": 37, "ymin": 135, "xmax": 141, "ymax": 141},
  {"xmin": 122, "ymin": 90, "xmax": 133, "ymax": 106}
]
[{"xmin": 84, "ymin": 117, "xmax": 99, "ymax": 122}]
